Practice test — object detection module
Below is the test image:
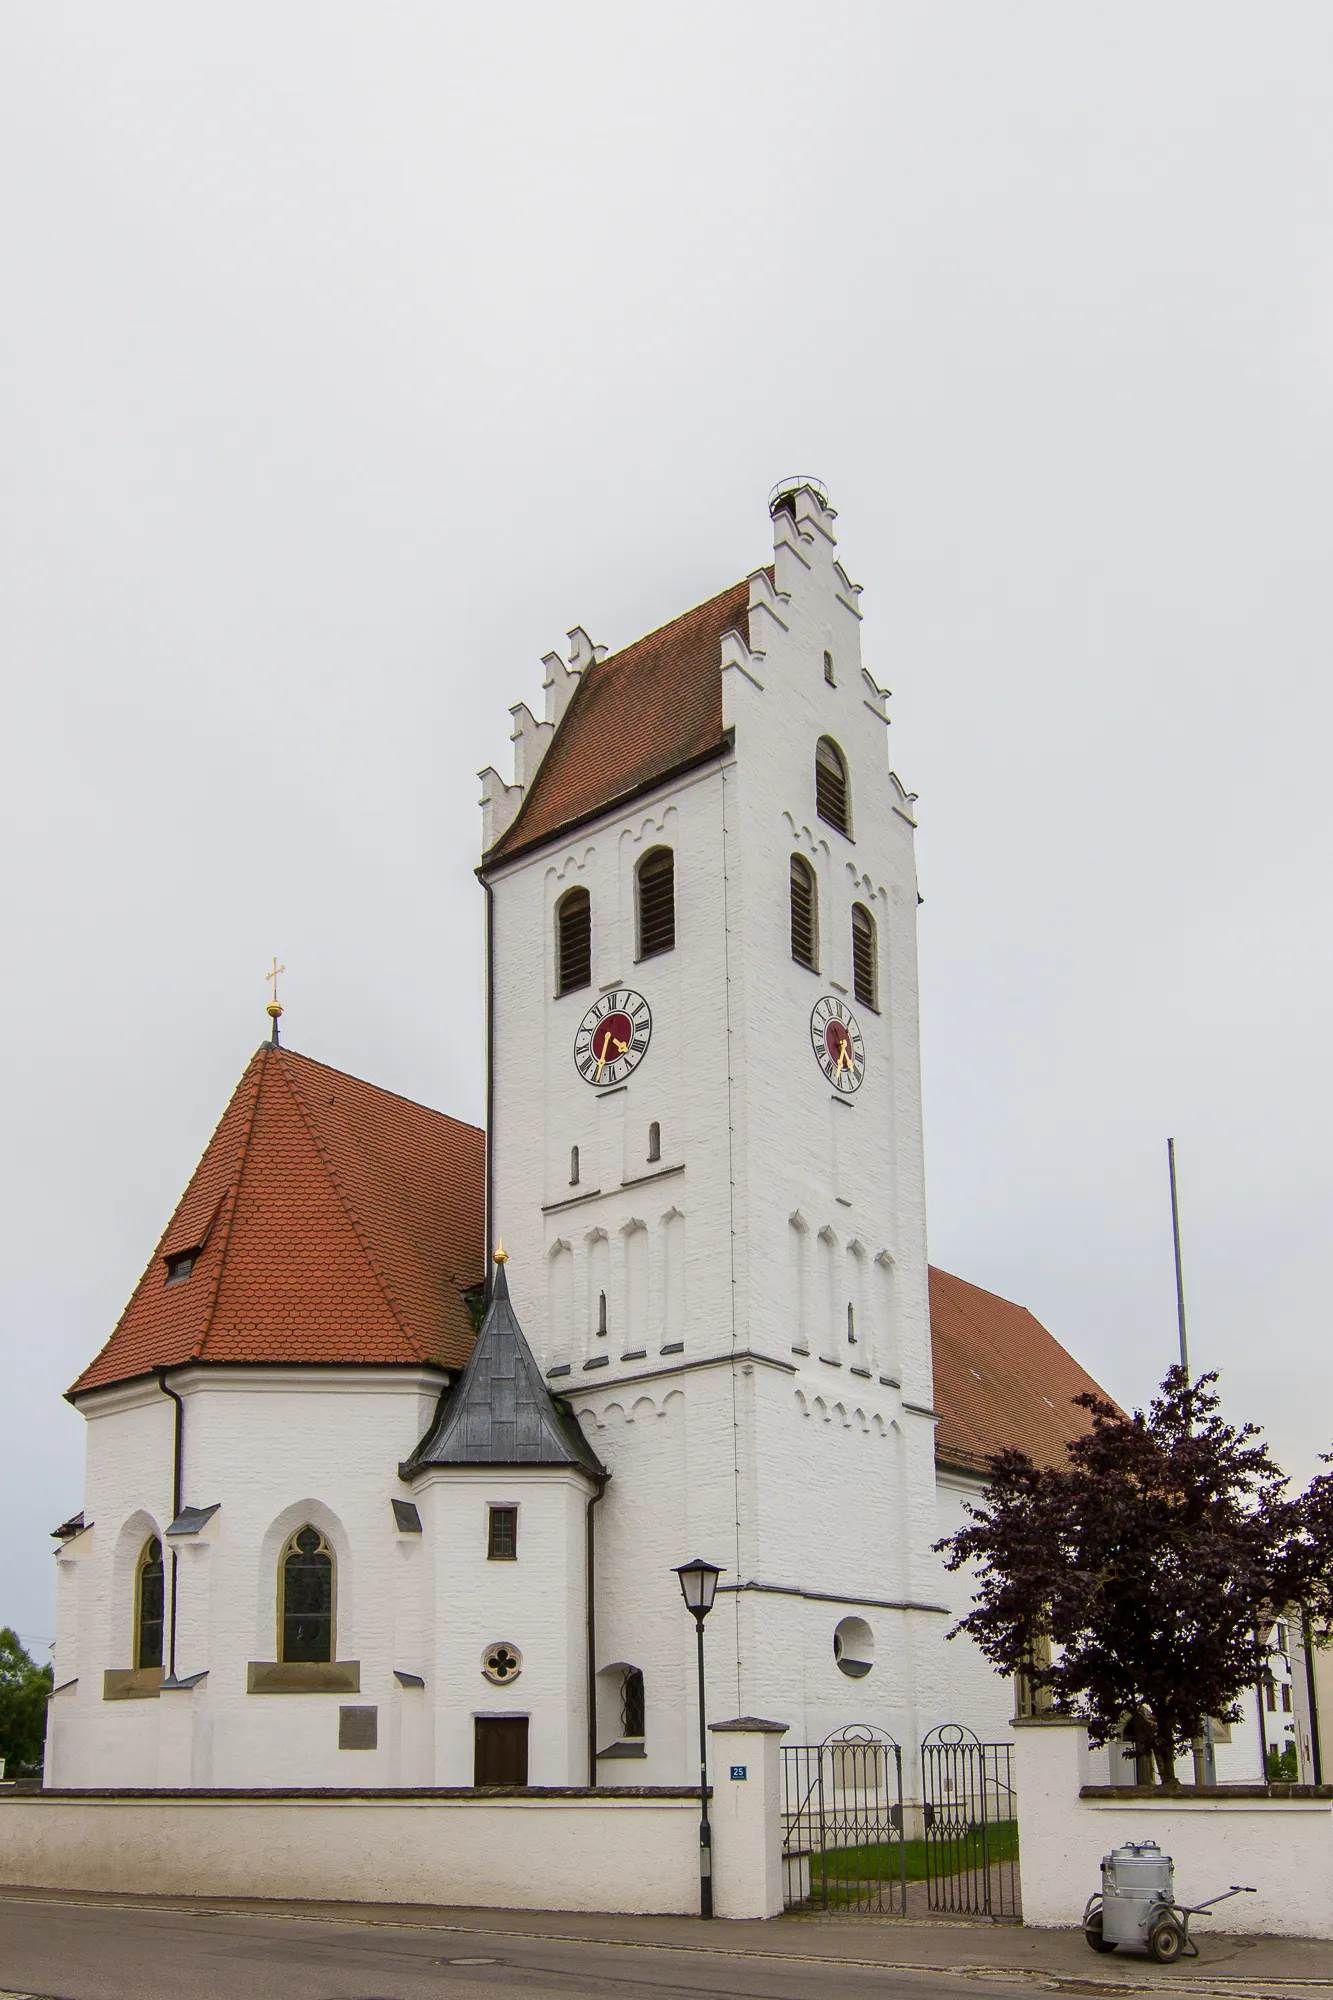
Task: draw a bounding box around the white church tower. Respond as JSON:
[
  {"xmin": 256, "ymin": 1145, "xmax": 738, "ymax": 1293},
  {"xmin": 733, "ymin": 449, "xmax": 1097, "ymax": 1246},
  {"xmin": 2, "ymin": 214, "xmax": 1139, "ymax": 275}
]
[{"xmin": 480, "ymin": 481, "xmax": 948, "ymax": 1781}]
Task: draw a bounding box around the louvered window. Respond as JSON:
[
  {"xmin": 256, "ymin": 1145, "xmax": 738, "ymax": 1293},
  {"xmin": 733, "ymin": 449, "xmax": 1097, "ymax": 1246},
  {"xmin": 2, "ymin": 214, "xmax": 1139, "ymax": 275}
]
[
  {"xmin": 556, "ymin": 887, "xmax": 592, "ymax": 995},
  {"xmin": 636, "ymin": 847, "xmax": 675, "ymax": 959},
  {"xmin": 815, "ymin": 737, "xmax": 851, "ymax": 836},
  {"xmin": 851, "ymin": 903, "xmax": 877, "ymax": 1009},
  {"xmin": 790, "ymin": 855, "xmax": 818, "ymax": 971}
]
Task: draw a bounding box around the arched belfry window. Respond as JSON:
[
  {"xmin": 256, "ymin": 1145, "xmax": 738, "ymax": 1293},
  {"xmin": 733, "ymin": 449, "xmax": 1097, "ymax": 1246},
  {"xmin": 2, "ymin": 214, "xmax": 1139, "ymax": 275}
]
[
  {"xmin": 636, "ymin": 847, "xmax": 675, "ymax": 960},
  {"xmin": 280, "ymin": 1525, "xmax": 334, "ymax": 1664},
  {"xmin": 790, "ymin": 854, "xmax": 818, "ymax": 971},
  {"xmin": 815, "ymin": 737, "xmax": 851, "ymax": 837},
  {"xmin": 135, "ymin": 1536, "xmax": 164, "ymax": 1670},
  {"xmin": 556, "ymin": 886, "xmax": 592, "ymax": 996},
  {"xmin": 851, "ymin": 903, "xmax": 878, "ymax": 1010}
]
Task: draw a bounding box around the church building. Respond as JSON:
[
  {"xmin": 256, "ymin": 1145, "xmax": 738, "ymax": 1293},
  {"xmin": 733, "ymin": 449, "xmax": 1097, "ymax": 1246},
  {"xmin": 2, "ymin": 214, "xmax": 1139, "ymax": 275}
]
[{"xmin": 46, "ymin": 481, "xmax": 1113, "ymax": 1793}]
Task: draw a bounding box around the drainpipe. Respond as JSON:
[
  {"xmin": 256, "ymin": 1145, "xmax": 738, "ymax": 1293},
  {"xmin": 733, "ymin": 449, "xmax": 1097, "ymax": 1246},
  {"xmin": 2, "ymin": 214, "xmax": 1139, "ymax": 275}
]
[
  {"xmin": 156, "ymin": 1369, "xmax": 184, "ymax": 1680},
  {"xmin": 483, "ymin": 878, "xmax": 495, "ymax": 1290},
  {"xmin": 586, "ymin": 1476, "xmax": 608, "ymax": 1785}
]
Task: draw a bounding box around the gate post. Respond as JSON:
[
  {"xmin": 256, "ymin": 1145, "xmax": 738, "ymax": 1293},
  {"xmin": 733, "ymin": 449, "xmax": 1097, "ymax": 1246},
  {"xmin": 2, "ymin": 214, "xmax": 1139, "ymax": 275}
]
[{"xmin": 707, "ymin": 1718, "xmax": 789, "ymax": 1919}]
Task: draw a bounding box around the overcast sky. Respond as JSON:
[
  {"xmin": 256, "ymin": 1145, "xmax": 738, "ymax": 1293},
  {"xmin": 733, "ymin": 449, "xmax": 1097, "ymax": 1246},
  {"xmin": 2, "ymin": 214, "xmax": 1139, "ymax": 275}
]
[{"xmin": 4, "ymin": 3, "xmax": 1331, "ymax": 1657}]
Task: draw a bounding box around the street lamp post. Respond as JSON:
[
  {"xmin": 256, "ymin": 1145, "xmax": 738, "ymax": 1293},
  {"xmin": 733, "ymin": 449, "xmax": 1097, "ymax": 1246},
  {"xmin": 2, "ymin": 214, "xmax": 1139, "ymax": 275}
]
[{"xmin": 674, "ymin": 1557, "xmax": 724, "ymax": 1919}]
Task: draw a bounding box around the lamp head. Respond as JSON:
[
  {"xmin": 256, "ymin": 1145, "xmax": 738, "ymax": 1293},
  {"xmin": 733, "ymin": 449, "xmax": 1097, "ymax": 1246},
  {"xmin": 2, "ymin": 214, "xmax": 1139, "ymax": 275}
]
[{"xmin": 674, "ymin": 1556, "xmax": 724, "ymax": 1618}]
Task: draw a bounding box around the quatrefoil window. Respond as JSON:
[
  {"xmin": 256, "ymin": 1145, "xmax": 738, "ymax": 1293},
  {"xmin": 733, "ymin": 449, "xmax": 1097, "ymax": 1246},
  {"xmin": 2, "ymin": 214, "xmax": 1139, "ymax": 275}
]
[{"xmin": 482, "ymin": 1642, "xmax": 523, "ymax": 1685}]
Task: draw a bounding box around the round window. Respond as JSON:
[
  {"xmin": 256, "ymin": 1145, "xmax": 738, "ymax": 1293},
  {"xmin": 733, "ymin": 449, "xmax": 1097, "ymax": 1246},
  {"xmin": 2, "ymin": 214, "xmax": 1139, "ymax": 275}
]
[
  {"xmin": 833, "ymin": 1616, "xmax": 874, "ymax": 1679},
  {"xmin": 482, "ymin": 1642, "xmax": 523, "ymax": 1685}
]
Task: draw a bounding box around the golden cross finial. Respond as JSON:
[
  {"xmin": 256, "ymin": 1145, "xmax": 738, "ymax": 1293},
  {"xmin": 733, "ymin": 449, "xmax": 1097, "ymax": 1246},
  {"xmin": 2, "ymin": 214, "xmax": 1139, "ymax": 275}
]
[{"xmin": 264, "ymin": 958, "xmax": 286, "ymax": 1045}]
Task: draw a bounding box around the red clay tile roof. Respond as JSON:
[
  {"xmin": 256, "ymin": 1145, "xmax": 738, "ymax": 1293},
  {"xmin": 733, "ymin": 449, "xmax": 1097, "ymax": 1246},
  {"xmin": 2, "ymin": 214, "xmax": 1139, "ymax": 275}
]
[
  {"xmin": 487, "ymin": 576, "xmax": 753, "ymax": 861},
  {"xmin": 930, "ymin": 1265, "xmax": 1113, "ymax": 1474},
  {"xmin": 70, "ymin": 1045, "xmax": 485, "ymax": 1396}
]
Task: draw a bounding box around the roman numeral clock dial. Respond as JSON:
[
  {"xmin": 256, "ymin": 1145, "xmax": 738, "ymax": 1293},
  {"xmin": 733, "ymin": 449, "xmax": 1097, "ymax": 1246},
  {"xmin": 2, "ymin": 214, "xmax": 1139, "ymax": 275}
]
[
  {"xmin": 811, "ymin": 996, "xmax": 865, "ymax": 1092},
  {"xmin": 575, "ymin": 990, "xmax": 652, "ymax": 1087}
]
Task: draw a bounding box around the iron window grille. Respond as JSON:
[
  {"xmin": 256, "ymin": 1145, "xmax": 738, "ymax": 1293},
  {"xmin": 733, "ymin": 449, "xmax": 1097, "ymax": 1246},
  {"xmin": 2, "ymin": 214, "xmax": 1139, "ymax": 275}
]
[
  {"xmin": 851, "ymin": 903, "xmax": 877, "ymax": 1009},
  {"xmin": 622, "ymin": 1665, "xmax": 645, "ymax": 1738},
  {"xmin": 815, "ymin": 737, "xmax": 851, "ymax": 836},
  {"xmin": 280, "ymin": 1525, "xmax": 334, "ymax": 1663},
  {"xmin": 556, "ymin": 887, "xmax": 592, "ymax": 995},
  {"xmin": 636, "ymin": 847, "xmax": 675, "ymax": 959},
  {"xmin": 790, "ymin": 855, "xmax": 818, "ymax": 971},
  {"xmin": 135, "ymin": 1536, "xmax": 164, "ymax": 1670},
  {"xmin": 488, "ymin": 1505, "xmax": 518, "ymax": 1561}
]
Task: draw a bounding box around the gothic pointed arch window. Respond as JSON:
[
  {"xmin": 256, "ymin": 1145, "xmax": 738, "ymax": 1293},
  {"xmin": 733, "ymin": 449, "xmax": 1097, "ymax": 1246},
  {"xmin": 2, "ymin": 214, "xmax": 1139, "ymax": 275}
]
[
  {"xmin": 851, "ymin": 902, "xmax": 878, "ymax": 1010},
  {"xmin": 790, "ymin": 854, "xmax": 818, "ymax": 971},
  {"xmin": 135, "ymin": 1536, "xmax": 165, "ymax": 1671},
  {"xmin": 815, "ymin": 737, "xmax": 851, "ymax": 837},
  {"xmin": 636, "ymin": 846, "xmax": 675, "ymax": 960},
  {"xmin": 279, "ymin": 1525, "xmax": 335, "ymax": 1664},
  {"xmin": 556, "ymin": 886, "xmax": 592, "ymax": 996}
]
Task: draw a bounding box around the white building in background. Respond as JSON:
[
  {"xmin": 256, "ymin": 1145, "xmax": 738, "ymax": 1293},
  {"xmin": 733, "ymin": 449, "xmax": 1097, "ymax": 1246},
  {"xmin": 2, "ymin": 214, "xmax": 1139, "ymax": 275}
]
[{"xmin": 48, "ymin": 482, "xmax": 1125, "ymax": 1794}]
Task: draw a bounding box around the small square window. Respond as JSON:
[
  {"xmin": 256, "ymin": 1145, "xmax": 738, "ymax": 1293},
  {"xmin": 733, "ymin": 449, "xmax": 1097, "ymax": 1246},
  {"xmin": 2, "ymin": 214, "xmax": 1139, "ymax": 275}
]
[
  {"xmin": 488, "ymin": 1504, "xmax": 518, "ymax": 1561},
  {"xmin": 164, "ymin": 1252, "xmax": 195, "ymax": 1286}
]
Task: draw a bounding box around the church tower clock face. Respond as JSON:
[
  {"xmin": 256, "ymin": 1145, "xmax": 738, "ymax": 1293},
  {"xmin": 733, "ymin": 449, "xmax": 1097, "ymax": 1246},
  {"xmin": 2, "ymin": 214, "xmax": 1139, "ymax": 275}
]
[
  {"xmin": 575, "ymin": 989, "xmax": 652, "ymax": 1087},
  {"xmin": 811, "ymin": 996, "xmax": 865, "ymax": 1093}
]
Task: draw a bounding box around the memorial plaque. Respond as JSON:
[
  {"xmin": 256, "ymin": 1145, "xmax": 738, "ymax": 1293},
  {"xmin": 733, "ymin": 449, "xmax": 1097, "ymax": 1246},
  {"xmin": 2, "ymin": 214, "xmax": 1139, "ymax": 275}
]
[{"xmin": 339, "ymin": 1705, "xmax": 378, "ymax": 1750}]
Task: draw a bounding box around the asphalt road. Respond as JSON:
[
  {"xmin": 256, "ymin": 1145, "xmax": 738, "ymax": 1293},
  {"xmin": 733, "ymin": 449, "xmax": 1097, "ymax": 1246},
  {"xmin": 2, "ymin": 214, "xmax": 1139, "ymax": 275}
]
[
  {"xmin": 2, "ymin": 1895, "xmax": 1330, "ymax": 2000},
  {"xmin": 0, "ymin": 1897, "xmax": 1033, "ymax": 2000}
]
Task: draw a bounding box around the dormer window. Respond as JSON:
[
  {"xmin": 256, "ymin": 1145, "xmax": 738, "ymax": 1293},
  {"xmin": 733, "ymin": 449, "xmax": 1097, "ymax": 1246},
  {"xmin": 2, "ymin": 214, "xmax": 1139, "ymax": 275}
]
[{"xmin": 164, "ymin": 1252, "xmax": 196, "ymax": 1286}]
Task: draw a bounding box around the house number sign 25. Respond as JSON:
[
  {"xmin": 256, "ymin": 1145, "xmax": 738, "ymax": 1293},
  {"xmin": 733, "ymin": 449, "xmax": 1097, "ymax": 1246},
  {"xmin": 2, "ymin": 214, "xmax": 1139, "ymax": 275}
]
[{"xmin": 729, "ymin": 1764, "xmax": 747, "ymax": 1781}]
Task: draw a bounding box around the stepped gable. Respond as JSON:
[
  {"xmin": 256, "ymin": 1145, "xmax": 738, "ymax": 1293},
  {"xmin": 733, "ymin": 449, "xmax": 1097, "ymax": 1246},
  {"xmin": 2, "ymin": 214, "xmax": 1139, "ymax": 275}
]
[
  {"xmin": 70, "ymin": 1045, "xmax": 485, "ymax": 1397},
  {"xmin": 403, "ymin": 1258, "xmax": 605, "ymax": 1480},
  {"xmin": 487, "ymin": 575, "xmax": 751, "ymax": 861},
  {"xmin": 929, "ymin": 1265, "xmax": 1114, "ymax": 1475}
]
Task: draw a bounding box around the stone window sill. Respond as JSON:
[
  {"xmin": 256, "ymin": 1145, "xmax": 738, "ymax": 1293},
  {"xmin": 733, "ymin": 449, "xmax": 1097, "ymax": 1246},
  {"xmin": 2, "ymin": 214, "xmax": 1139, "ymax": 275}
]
[
  {"xmin": 103, "ymin": 1667, "xmax": 164, "ymax": 1702},
  {"xmin": 247, "ymin": 1661, "xmax": 361, "ymax": 1695}
]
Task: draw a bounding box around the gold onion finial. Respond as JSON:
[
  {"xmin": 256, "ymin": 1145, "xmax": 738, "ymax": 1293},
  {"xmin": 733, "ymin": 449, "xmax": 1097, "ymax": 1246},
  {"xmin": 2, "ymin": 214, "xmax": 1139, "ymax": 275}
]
[
  {"xmin": 264, "ymin": 958, "xmax": 286, "ymax": 1044},
  {"xmin": 493, "ymin": 1240, "xmax": 508, "ymax": 1265}
]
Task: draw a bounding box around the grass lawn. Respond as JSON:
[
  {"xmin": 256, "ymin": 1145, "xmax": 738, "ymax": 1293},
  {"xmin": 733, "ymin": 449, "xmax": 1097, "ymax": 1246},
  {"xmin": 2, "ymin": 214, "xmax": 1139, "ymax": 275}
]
[{"xmin": 805, "ymin": 1820, "xmax": 1020, "ymax": 1889}]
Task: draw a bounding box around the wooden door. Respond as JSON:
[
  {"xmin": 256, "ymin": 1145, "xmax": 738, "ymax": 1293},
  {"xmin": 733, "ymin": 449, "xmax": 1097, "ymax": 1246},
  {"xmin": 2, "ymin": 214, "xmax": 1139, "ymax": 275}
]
[{"xmin": 474, "ymin": 1715, "xmax": 529, "ymax": 1786}]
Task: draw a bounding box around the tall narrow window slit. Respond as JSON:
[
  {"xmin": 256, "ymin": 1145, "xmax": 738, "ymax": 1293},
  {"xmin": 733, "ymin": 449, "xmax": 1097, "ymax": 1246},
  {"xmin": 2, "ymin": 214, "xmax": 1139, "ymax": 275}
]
[
  {"xmin": 790, "ymin": 855, "xmax": 818, "ymax": 971},
  {"xmin": 851, "ymin": 903, "xmax": 877, "ymax": 1010},
  {"xmin": 815, "ymin": 738, "xmax": 851, "ymax": 836},
  {"xmin": 636, "ymin": 847, "xmax": 675, "ymax": 959},
  {"xmin": 556, "ymin": 887, "xmax": 592, "ymax": 995}
]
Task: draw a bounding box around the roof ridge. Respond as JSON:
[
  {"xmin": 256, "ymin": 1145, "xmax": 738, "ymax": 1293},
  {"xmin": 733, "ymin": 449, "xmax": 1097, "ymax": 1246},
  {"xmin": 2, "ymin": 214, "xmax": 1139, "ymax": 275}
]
[
  {"xmin": 188, "ymin": 1049, "xmax": 267, "ymax": 1364},
  {"xmin": 274, "ymin": 1044, "xmax": 483, "ymax": 1134},
  {"xmin": 599, "ymin": 572, "xmax": 753, "ymax": 661},
  {"xmin": 932, "ymin": 1264, "xmax": 1034, "ymax": 1316},
  {"xmin": 274, "ymin": 1047, "xmax": 425, "ymax": 1362}
]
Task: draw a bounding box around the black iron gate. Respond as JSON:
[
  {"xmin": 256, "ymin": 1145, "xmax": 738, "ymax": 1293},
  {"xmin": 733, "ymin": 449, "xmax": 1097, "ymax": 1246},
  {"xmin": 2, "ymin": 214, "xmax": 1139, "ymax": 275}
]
[
  {"xmin": 921, "ymin": 1724, "xmax": 1020, "ymax": 1918},
  {"xmin": 781, "ymin": 1724, "xmax": 906, "ymax": 1913}
]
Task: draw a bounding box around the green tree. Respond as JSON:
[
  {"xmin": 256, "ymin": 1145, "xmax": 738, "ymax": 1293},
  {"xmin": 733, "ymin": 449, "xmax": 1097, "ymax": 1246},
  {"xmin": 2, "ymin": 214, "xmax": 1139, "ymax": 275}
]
[
  {"xmin": 0, "ymin": 1628, "xmax": 53, "ymax": 1772},
  {"xmin": 937, "ymin": 1369, "xmax": 1328, "ymax": 1785}
]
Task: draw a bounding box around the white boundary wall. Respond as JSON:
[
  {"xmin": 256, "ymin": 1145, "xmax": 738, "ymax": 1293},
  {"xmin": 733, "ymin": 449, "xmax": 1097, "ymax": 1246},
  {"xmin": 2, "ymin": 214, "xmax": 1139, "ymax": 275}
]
[
  {"xmin": 1014, "ymin": 1718, "xmax": 1333, "ymax": 1939},
  {"xmin": 0, "ymin": 1723, "xmax": 786, "ymax": 1919},
  {"xmin": 0, "ymin": 1790, "xmax": 699, "ymax": 1915}
]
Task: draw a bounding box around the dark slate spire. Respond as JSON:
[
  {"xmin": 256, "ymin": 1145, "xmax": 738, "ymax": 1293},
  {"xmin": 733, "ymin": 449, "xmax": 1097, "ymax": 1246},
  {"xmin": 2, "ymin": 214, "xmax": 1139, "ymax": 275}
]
[{"xmin": 402, "ymin": 1252, "xmax": 606, "ymax": 1480}]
